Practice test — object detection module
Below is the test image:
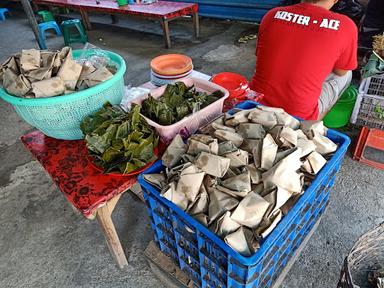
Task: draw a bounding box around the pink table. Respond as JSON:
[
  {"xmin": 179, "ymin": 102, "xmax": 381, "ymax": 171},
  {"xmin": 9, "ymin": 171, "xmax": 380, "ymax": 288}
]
[{"xmin": 33, "ymin": 0, "xmax": 199, "ymax": 48}]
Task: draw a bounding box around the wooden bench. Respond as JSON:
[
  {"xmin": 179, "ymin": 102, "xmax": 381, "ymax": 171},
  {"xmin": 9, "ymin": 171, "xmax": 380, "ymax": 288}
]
[{"xmin": 32, "ymin": 0, "xmax": 199, "ymax": 48}]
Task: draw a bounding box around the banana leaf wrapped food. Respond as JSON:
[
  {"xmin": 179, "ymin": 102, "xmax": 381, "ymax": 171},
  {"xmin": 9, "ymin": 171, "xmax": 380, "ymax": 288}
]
[
  {"xmin": 141, "ymin": 81, "xmax": 224, "ymax": 126},
  {"xmin": 81, "ymin": 102, "xmax": 159, "ymax": 174}
]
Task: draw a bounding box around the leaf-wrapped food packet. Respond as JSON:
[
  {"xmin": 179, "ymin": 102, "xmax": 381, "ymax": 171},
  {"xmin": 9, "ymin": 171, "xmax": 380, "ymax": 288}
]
[
  {"xmin": 0, "ymin": 56, "xmax": 20, "ymax": 83},
  {"xmin": 224, "ymin": 227, "xmax": 256, "ymax": 257},
  {"xmin": 248, "ymin": 108, "xmax": 278, "ymax": 130},
  {"xmin": 2, "ymin": 69, "xmax": 31, "ymax": 97},
  {"xmin": 261, "ymin": 134, "xmax": 278, "ymax": 170},
  {"xmin": 263, "ymin": 186, "xmax": 293, "ymax": 216},
  {"xmin": 312, "ymin": 134, "xmax": 337, "ymax": 155},
  {"xmin": 258, "ymin": 106, "xmax": 285, "ymax": 114},
  {"xmin": 144, "ymin": 173, "xmax": 166, "ymax": 190},
  {"xmin": 252, "ymin": 140, "xmax": 263, "ymax": 169},
  {"xmin": 162, "ymin": 182, "xmax": 189, "ymax": 211},
  {"xmin": 225, "ymin": 109, "xmax": 251, "ymax": 127},
  {"xmin": 40, "ymin": 51, "xmax": 57, "ymax": 67},
  {"xmin": 274, "ymin": 148, "xmax": 297, "ymax": 165},
  {"xmin": 296, "ymin": 129, "xmax": 309, "ymax": 140},
  {"xmin": 195, "ymin": 152, "xmax": 230, "ymax": 178},
  {"xmin": 214, "ymin": 130, "xmax": 244, "ymax": 147},
  {"xmin": 211, "ymin": 122, "xmax": 236, "ymax": 133},
  {"xmin": 296, "ymin": 137, "xmax": 317, "ymax": 157},
  {"xmin": 193, "ymin": 213, "xmax": 209, "ymax": 227},
  {"xmin": 240, "ymin": 139, "xmax": 262, "ymax": 154},
  {"xmin": 20, "ymin": 49, "xmax": 40, "ymax": 72},
  {"xmin": 262, "ymin": 148, "xmax": 304, "ymax": 194},
  {"xmin": 187, "ymin": 135, "xmax": 218, "ymax": 156},
  {"xmin": 247, "ymin": 164, "xmax": 262, "ymax": 184},
  {"xmin": 280, "ymin": 194, "xmax": 301, "ymax": 215},
  {"xmin": 208, "ymin": 188, "xmax": 239, "ymax": 222},
  {"xmin": 275, "ymin": 111, "xmax": 300, "ymax": 130},
  {"xmin": 216, "ymin": 185, "xmax": 247, "ymax": 199},
  {"xmin": 31, "ymin": 76, "xmax": 65, "ymax": 98},
  {"xmin": 216, "ymin": 211, "xmax": 241, "ymax": 238},
  {"xmin": 256, "ymin": 210, "xmax": 283, "ymax": 239},
  {"xmin": 76, "ymin": 61, "xmax": 97, "ymax": 90},
  {"xmin": 222, "ymin": 167, "xmax": 238, "ymax": 179},
  {"xmin": 224, "ymin": 149, "xmax": 249, "ymax": 168},
  {"xmin": 25, "ymin": 66, "xmax": 53, "ymax": 82},
  {"xmin": 162, "ymin": 134, "xmax": 187, "ymax": 168},
  {"xmin": 300, "ymin": 121, "xmax": 327, "ymax": 139},
  {"xmin": 176, "ymin": 164, "xmax": 205, "ymax": 202},
  {"xmin": 198, "ymin": 116, "xmax": 225, "ymax": 135},
  {"xmin": 280, "ymin": 126, "xmax": 298, "ymax": 147},
  {"xmin": 220, "ymin": 171, "xmax": 252, "ymax": 195},
  {"xmin": 269, "ymin": 125, "xmax": 284, "ymax": 146},
  {"xmin": 218, "ymin": 141, "xmax": 238, "ymax": 156},
  {"xmin": 302, "ymin": 151, "xmax": 327, "ymax": 175},
  {"xmin": 166, "ymin": 162, "xmax": 192, "ymax": 183},
  {"xmin": 231, "ymin": 192, "xmax": 271, "ymax": 228},
  {"xmin": 236, "ymin": 123, "xmax": 266, "ymax": 139},
  {"xmin": 181, "ymin": 154, "xmax": 195, "ymax": 163},
  {"xmin": 83, "ymin": 66, "xmax": 114, "ymax": 88},
  {"xmin": 187, "ymin": 186, "xmax": 209, "ymax": 215}
]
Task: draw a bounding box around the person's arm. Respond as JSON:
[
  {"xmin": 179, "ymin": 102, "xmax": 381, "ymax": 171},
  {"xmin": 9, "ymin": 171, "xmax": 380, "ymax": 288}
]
[{"xmin": 332, "ymin": 68, "xmax": 349, "ymax": 76}]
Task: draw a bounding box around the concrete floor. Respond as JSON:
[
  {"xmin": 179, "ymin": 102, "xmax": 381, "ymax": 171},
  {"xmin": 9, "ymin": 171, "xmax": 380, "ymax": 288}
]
[{"xmin": 0, "ymin": 9, "xmax": 383, "ymax": 288}]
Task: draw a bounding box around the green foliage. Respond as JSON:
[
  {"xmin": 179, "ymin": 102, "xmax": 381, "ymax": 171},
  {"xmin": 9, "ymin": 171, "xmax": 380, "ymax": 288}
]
[
  {"xmin": 374, "ymin": 106, "xmax": 384, "ymax": 119},
  {"xmin": 141, "ymin": 82, "xmax": 224, "ymax": 126},
  {"xmin": 81, "ymin": 102, "xmax": 158, "ymax": 174}
]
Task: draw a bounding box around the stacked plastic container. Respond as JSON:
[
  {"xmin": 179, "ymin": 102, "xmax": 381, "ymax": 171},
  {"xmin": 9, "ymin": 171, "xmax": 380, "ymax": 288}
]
[{"xmin": 138, "ymin": 101, "xmax": 351, "ymax": 288}]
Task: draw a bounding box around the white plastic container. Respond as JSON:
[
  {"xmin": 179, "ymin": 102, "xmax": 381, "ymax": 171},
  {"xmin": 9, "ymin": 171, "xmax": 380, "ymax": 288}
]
[{"xmin": 132, "ymin": 77, "xmax": 229, "ymax": 143}]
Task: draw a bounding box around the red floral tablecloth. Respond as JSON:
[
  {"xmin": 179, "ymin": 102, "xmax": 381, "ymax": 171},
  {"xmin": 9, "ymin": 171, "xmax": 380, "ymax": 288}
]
[{"xmin": 21, "ymin": 131, "xmax": 137, "ymax": 218}]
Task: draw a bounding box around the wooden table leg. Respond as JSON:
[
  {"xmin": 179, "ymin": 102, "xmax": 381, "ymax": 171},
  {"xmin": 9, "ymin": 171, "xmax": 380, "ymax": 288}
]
[
  {"xmin": 161, "ymin": 18, "xmax": 171, "ymax": 49},
  {"xmin": 192, "ymin": 12, "xmax": 200, "ymax": 38},
  {"xmin": 96, "ymin": 194, "xmax": 128, "ymax": 269},
  {"xmin": 80, "ymin": 9, "xmax": 92, "ymax": 30}
]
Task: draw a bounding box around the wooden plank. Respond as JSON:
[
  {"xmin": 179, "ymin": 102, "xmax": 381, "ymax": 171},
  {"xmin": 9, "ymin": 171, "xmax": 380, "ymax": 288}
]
[
  {"xmin": 96, "ymin": 195, "xmax": 128, "ymax": 269},
  {"xmin": 80, "ymin": 8, "xmax": 92, "ymax": 30},
  {"xmin": 145, "ymin": 242, "xmax": 195, "ymax": 288},
  {"xmin": 21, "ymin": 0, "xmax": 46, "ymax": 49}
]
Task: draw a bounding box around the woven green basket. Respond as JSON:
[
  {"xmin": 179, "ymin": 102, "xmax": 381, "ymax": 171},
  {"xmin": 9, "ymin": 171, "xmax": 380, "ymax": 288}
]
[{"xmin": 0, "ymin": 50, "xmax": 126, "ymax": 140}]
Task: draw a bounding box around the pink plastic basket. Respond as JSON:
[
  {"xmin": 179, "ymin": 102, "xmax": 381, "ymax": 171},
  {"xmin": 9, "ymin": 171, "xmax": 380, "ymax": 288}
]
[{"xmin": 133, "ymin": 78, "xmax": 229, "ymax": 143}]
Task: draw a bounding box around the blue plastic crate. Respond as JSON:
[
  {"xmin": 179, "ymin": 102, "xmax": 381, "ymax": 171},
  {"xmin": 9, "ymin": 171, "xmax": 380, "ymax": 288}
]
[{"xmin": 139, "ymin": 100, "xmax": 351, "ymax": 288}]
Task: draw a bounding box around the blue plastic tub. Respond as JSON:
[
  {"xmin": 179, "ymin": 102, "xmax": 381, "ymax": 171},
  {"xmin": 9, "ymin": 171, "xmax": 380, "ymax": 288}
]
[{"xmin": 138, "ymin": 100, "xmax": 351, "ymax": 288}]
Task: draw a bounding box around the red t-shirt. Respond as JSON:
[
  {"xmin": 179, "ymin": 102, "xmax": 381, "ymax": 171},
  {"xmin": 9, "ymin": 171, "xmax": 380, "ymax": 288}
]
[{"xmin": 250, "ymin": 3, "xmax": 358, "ymax": 120}]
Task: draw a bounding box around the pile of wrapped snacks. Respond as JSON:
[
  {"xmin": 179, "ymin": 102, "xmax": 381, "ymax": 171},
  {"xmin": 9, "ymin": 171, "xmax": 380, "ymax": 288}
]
[
  {"xmin": 0, "ymin": 47, "xmax": 115, "ymax": 98},
  {"xmin": 144, "ymin": 106, "xmax": 338, "ymax": 256}
]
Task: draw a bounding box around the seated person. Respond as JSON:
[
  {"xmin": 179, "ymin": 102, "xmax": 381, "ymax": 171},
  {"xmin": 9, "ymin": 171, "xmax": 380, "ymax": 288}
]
[
  {"xmin": 359, "ymin": 0, "xmax": 384, "ymax": 48},
  {"xmin": 250, "ymin": 0, "xmax": 358, "ymax": 120}
]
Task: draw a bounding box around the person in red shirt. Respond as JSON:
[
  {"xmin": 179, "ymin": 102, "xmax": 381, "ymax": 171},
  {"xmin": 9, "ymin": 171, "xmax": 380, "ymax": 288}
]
[{"xmin": 250, "ymin": 0, "xmax": 358, "ymax": 120}]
